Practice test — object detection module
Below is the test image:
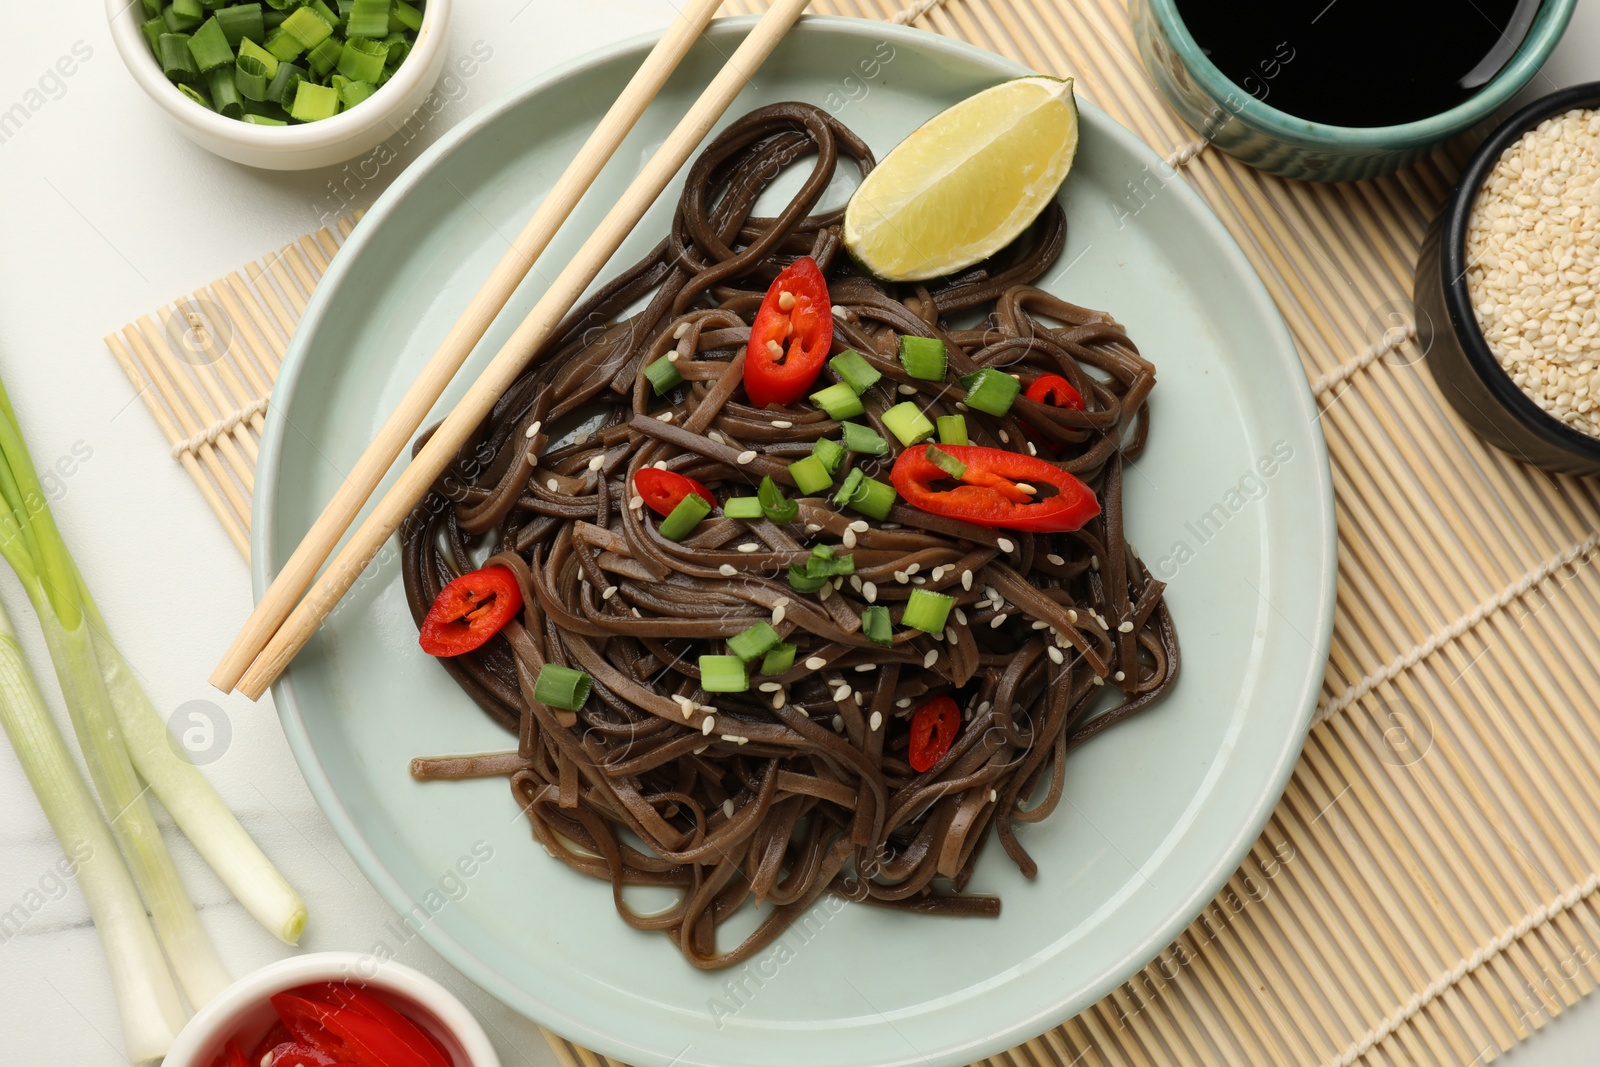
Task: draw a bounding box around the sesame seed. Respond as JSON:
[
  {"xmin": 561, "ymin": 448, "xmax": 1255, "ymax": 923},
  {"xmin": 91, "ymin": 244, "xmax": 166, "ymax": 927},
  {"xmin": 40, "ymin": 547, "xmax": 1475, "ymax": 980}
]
[
  {"xmin": 999, "ymin": 430, "xmax": 1010, "ymax": 443},
  {"xmin": 1047, "ymin": 646, "xmax": 1065, "ymax": 664},
  {"xmin": 524, "ymin": 422, "xmax": 540, "ymax": 438},
  {"xmin": 944, "ymin": 627, "xmax": 958, "ymax": 643},
  {"xmin": 772, "ymin": 420, "xmax": 793, "ymax": 428},
  {"xmin": 870, "ymin": 711, "xmax": 883, "ymax": 731},
  {"xmin": 1047, "ymin": 553, "xmax": 1065, "ymax": 566},
  {"xmin": 772, "ymin": 691, "xmax": 786, "ymax": 709},
  {"xmin": 898, "ymin": 383, "xmax": 918, "ymax": 395},
  {"xmin": 923, "ymin": 649, "xmax": 939, "ymax": 668},
  {"xmin": 896, "ymin": 697, "xmax": 912, "ymax": 708},
  {"xmin": 955, "ymin": 401, "xmax": 968, "ymax": 411},
  {"xmin": 905, "ymin": 563, "xmax": 920, "ymax": 576},
  {"xmin": 629, "ymin": 494, "xmax": 644, "ymax": 511},
  {"xmin": 778, "ymin": 290, "xmax": 796, "ymax": 311},
  {"xmin": 1118, "ymin": 621, "xmax": 1135, "ymax": 633},
  {"xmin": 977, "ymin": 701, "xmax": 991, "ymax": 715},
  {"xmin": 657, "ymin": 411, "xmax": 674, "ymax": 422},
  {"xmin": 654, "ymin": 460, "xmax": 668, "ymax": 470},
  {"xmin": 990, "ymin": 613, "xmax": 1007, "ymax": 628},
  {"xmin": 674, "ymin": 695, "xmax": 694, "ymax": 718},
  {"xmin": 666, "ymin": 351, "xmax": 680, "ymax": 363},
  {"xmin": 673, "ymin": 321, "xmax": 691, "ymax": 339},
  {"xmin": 997, "ymin": 537, "xmax": 1016, "ymax": 553},
  {"xmin": 588, "ymin": 455, "xmax": 605, "ymax": 472},
  {"xmin": 738, "ymin": 542, "xmax": 759, "ymax": 553},
  {"xmin": 1090, "ymin": 554, "xmax": 1100, "ymax": 570},
  {"xmin": 819, "ymin": 584, "xmax": 833, "ymax": 601},
  {"xmin": 930, "ymin": 629, "xmax": 943, "ymax": 641},
  {"xmin": 842, "ymin": 528, "xmax": 857, "ymax": 549},
  {"xmin": 1026, "ymin": 441, "xmax": 1038, "ymax": 456},
  {"xmin": 708, "ymin": 430, "xmax": 727, "ymax": 444},
  {"xmin": 721, "ymin": 734, "xmax": 748, "ymax": 745},
  {"xmin": 893, "ymin": 570, "xmax": 909, "ymax": 584},
  {"xmin": 989, "ymin": 789, "xmax": 998, "ymax": 803},
  {"xmin": 854, "ymin": 689, "xmax": 865, "ymax": 703},
  {"xmin": 702, "ymin": 716, "xmax": 716, "ymax": 734},
  {"xmin": 805, "ymin": 656, "xmax": 827, "ymax": 670},
  {"xmin": 961, "ymin": 569, "xmax": 973, "ymax": 591},
  {"xmin": 805, "ymin": 523, "xmax": 823, "ymax": 533},
  {"xmin": 848, "ymin": 520, "xmax": 869, "ymax": 533},
  {"xmin": 863, "ymin": 581, "xmax": 878, "ymax": 602},
  {"xmin": 1093, "ymin": 675, "xmax": 1105, "ymax": 686},
  {"xmin": 1114, "ymin": 670, "xmax": 1126, "ymax": 682},
  {"xmin": 693, "ymin": 745, "xmax": 708, "ymax": 755},
  {"xmin": 601, "ymin": 586, "xmax": 618, "ymax": 600},
  {"xmin": 718, "ymin": 564, "xmax": 737, "ymax": 576},
  {"xmin": 759, "ymin": 682, "xmax": 781, "ymax": 692},
  {"xmin": 831, "ymin": 305, "xmax": 845, "ymax": 319},
  {"xmin": 772, "ymin": 604, "xmax": 786, "ymax": 626},
  {"xmin": 631, "ymin": 607, "xmax": 642, "ymax": 617},
  {"xmin": 722, "ymin": 798, "xmax": 735, "ymax": 818},
  {"xmin": 737, "ymin": 450, "xmax": 757, "ymax": 465},
  {"xmin": 1068, "ymin": 609, "xmax": 1079, "ymax": 623},
  {"xmin": 546, "ymin": 478, "xmax": 559, "ymax": 491},
  {"xmin": 833, "ymin": 684, "xmax": 852, "ymax": 701},
  {"xmin": 954, "ymin": 608, "xmax": 967, "ymax": 625},
  {"xmin": 1032, "ymin": 620, "xmax": 1049, "ymax": 630},
  {"xmin": 832, "ymin": 714, "xmax": 845, "ymax": 731}
]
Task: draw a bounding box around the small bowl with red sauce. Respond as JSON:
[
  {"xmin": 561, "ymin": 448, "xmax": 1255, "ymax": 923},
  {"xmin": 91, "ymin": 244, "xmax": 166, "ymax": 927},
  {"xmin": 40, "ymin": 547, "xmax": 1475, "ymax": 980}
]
[{"xmin": 163, "ymin": 952, "xmax": 501, "ymax": 1067}]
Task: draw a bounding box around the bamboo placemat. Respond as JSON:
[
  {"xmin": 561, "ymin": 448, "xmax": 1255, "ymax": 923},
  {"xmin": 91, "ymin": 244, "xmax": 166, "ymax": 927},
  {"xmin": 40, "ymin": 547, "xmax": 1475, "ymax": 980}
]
[{"xmin": 108, "ymin": 2, "xmax": 1600, "ymax": 1065}]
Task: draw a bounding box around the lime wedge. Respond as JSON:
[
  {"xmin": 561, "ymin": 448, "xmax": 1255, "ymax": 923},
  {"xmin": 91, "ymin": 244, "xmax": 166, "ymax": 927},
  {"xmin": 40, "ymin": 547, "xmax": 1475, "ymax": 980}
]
[{"xmin": 843, "ymin": 76, "xmax": 1079, "ymax": 282}]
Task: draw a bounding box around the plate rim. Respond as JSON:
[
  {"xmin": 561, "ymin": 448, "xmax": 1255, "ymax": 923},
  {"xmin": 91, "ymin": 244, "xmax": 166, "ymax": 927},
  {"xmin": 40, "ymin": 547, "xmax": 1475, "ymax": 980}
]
[{"xmin": 255, "ymin": 15, "xmax": 1338, "ymax": 1067}]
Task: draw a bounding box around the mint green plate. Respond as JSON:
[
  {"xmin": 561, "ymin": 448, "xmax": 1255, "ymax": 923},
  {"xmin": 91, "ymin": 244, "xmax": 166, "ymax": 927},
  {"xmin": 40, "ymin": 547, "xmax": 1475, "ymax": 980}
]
[{"xmin": 256, "ymin": 17, "xmax": 1335, "ymax": 1067}]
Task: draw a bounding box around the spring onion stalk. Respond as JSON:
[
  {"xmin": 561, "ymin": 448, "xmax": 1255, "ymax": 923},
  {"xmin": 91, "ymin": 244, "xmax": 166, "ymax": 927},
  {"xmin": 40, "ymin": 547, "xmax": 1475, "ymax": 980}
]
[
  {"xmin": 845, "ymin": 477, "xmax": 897, "ymax": 521},
  {"xmin": 756, "ymin": 475, "xmax": 798, "ymax": 525},
  {"xmin": 727, "ymin": 622, "xmax": 781, "ymax": 662},
  {"xmin": 898, "ymin": 336, "xmax": 948, "ymax": 381},
  {"xmin": 643, "ymin": 355, "xmax": 683, "ymax": 395},
  {"xmin": 532, "ymin": 664, "xmax": 591, "ymax": 710},
  {"xmin": 958, "ymin": 368, "xmax": 1021, "ymax": 416},
  {"xmin": 0, "ymin": 596, "xmax": 187, "ymax": 1063},
  {"xmin": 861, "ymin": 605, "xmax": 894, "ymax": 647},
  {"xmin": 810, "ymin": 437, "xmax": 845, "ymax": 476},
  {"xmin": 698, "ymin": 655, "xmax": 748, "ymax": 693},
  {"xmin": 936, "ymin": 414, "xmax": 968, "ymax": 445},
  {"xmin": 829, "ymin": 349, "xmax": 880, "ymax": 394},
  {"xmin": 839, "ymin": 421, "xmax": 887, "ymax": 455},
  {"xmin": 902, "ymin": 589, "xmax": 954, "ymax": 633},
  {"xmin": 883, "ymin": 402, "xmax": 936, "ymax": 446},
  {"xmin": 723, "ymin": 496, "xmax": 763, "ymax": 520},
  {"xmin": 658, "ymin": 493, "xmax": 711, "ymax": 541},
  {"xmin": 0, "ymin": 389, "xmax": 231, "ymax": 1009},
  {"xmin": 786, "ymin": 455, "xmax": 832, "ymax": 495},
  {"xmin": 759, "ymin": 643, "xmax": 796, "ymax": 675}
]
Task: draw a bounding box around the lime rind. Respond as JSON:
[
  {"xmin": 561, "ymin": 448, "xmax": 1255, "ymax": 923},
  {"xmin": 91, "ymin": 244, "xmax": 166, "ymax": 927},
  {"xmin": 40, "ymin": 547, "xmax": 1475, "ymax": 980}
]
[{"xmin": 843, "ymin": 76, "xmax": 1079, "ymax": 282}]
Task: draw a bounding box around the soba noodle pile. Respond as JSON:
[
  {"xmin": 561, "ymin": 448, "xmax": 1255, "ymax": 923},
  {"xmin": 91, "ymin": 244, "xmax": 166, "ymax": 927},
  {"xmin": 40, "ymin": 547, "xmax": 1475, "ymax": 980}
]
[{"xmin": 403, "ymin": 102, "xmax": 1179, "ymax": 969}]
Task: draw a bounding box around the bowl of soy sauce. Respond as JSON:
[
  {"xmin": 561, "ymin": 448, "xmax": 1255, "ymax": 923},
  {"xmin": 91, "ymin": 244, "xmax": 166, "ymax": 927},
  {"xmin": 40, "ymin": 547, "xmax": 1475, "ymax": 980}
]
[{"xmin": 1131, "ymin": 0, "xmax": 1576, "ymax": 181}]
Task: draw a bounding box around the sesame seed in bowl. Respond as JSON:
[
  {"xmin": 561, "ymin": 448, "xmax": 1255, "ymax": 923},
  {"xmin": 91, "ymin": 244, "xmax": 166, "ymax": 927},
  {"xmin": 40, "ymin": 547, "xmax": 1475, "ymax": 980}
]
[{"xmin": 1415, "ymin": 81, "xmax": 1600, "ymax": 476}]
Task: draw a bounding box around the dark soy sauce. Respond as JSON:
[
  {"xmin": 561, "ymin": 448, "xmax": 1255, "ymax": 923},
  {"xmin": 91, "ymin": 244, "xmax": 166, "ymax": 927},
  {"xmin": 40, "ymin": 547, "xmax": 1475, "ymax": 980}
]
[{"xmin": 1173, "ymin": 0, "xmax": 1544, "ymax": 127}]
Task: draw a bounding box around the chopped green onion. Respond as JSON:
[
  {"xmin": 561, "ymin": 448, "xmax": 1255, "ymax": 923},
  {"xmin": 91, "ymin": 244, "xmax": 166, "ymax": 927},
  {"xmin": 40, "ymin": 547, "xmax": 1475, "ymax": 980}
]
[
  {"xmin": 811, "ymin": 437, "xmax": 846, "ymax": 476},
  {"xmin": 308, "ymin": 0, "xmax": 342, "ymax": 28},
  {"xmin": 264, "ymin": 25, "xmax": 305, "ymax": 61},
  {"xmin": 289, "ymin": 80, "xmax": 339, "ymax": 122},
  {"xmin": 533, "ymin": 664, "xmax": 592, "ymax": 710},
  {"xmin": 806, "ymin": 544, "xmax": 856, "ymax": 577},
  {"xmin": 758, "ymin": 475, "xmax": 799, "ymax": 525},
  {"xmin": 759, "ymin": 643, "xmax": 797, "ymax": 676},
  {"xmin": 281, "ymin": 6, "xmax": 333, "ymax": 47},
  {"xmin": 186, "ymin": 17, "xmax": 234, "ymax": 72},
  {"xmin": 178, "ymin": 83, "xmax": 212, "ymax": 109},
  {"xmin": 839, "ymin": 421, "xmax": 888, "ymax": 455},
  {"xmin": 237, "ymin": 35, "xmax": 278, "ymax": 76},
  {"xmin": 242, "ymin": 112, "xmax": 287, "ymax": 125},
  {"xmin": 643, "ymin": 355, "xmax": 683, "ymax": 396},
  {"xmin": 787, "ymin": 455, "xmax": 833, "ymax": 495},
  {"xmin": 658, "ymin": 492, "xmax": 711, "ymax": 541},
  {"xmin": 207, "ymin": 66, "xmax": 244, "ymax": 117},
  {"xmin": 724, "ymin": 497, "xmax": 763, "ymax": 520},
  {"xmin": 141, "ymin": 16, "xmax": 167, "ymax": 52},
  {"xmin": 215, "ymin": 2, "xmax": 265, "ymax": 45},
  {"xmin": 787, "ymin": 565, "xmax": 827, "ymax": 593},
  {"xmin": 899, "ymin": 336, "xmax": 948, "ymax": 380},
  {"xmin": 832, "ymin": 468, "xmax": 865, "ymax": 508},
  {"xmin": 846, "ymin": 477, "xmax": 897, "ymax": 521},
  {"xmin": 307, "ymin": 36, "xmax": 344, "ymax": 77},
  {"xmin": 883, "ymin": 402, "xmax": 936, "ymax": 446},
  {"xmin": 382, "ymin": 31, "xmax": 410, "ymax": 67},
  {"xmin": 337, "ymin": 34, "xmax": 387, "ymax": 82},
  {"xmin": 165, "ymin": 0, "xmax": 205, "ymax": 31},
  {"xmin": 262, "ymin": 8, "xmax": 288, "ymax": 29},
  {"xmin": 902, "ymin": 589, "xmax": 955, "ymax": 633},
  {"xmin": 699, "ymin": 655, "xmax": 749, "ymax": 693},
  {"xmin": 234, "ymin": 54, "xmax": 270, "ymax": 99},
  {"xmin": 728, "ymin": 622, "xmax": 782, "ymax": 662},
  {"xmin": 829, "ymin": 349, "xmax": 881, "ymax": 394},
  {"xmin": 140, "ymin": 0, "xmax": 162, "ymax": 16},
  {"xmin": 346, "ymin": 0, "xmax": 390, "ymax": 37},
  {"xmin": 267, "ymin": 61, "xmax": 306, "ymax": 107},
  {"xmin": 861, "ymin": 605, "xmax": 894, "ymax": 647},
  {"xmin": 959, "ymin": 368, "xmax": 1021, "ymax": 416},
  {"xmin": 936, "ymin": 414, "xmax": 969, "ymax": 445},
  {"xmin": 925, "ymin": 445, "xmax": 968, "ymax": 479},
  {"xmin": 392, "ymin": 0, "xmax": 424, "ymax": 30},
  {"xmin": 810, "ymin": 382, "xmax": 865, "ymax": 420},
  {"xmin": 158, "ymin": 33, "xmax": 201, "ymax": 83}
]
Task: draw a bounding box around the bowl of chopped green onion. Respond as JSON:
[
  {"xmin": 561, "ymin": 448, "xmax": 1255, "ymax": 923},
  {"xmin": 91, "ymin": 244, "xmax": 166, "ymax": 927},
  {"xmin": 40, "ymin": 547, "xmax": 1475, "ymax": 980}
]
[{"xmin": 107, "ymin": 0, "xmax": 451, "ymax": 170}]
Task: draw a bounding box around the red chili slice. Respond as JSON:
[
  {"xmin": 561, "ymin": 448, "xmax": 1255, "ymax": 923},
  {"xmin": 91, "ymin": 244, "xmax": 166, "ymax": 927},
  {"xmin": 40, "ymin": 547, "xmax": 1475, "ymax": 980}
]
[
  {"xmin": 890, "ymin": 444, "xmax": 1100, "ymax": 533},
  {"xmin": 262, "ymin": 1044, "xmax": 352, "ymax": 1067},
  {"xmin": 417, "ymin": 564, "xmax": 523, "ymax": 657},
  {"xmin": 743, "ymin": 256, "xmax": 833, "ymax": 408},
  {"xmin": 317, "ymin": 982, "xmax": 451, "ymax": 1067},
  {"xmin": 271, "ymin": 994, "xmax": 439, "ymax": 1067},
  {"xmin": 252, "ymin": 1022, "xmax": 295, "ymax": 1061},
  {"xmin": 632, "ymin": 467, "xmax": 716, "ymax": 517},
  {"xmin": 1020, "ymin": 373, "xmax": 1084, "ymax": 456},
  {"xmin": 909, "ymin": 696, "xmax": 961, "ymax": 773},
  {"xmin": 221, "ymin": 1040, "xmax": 253, "ymax": 1067}
]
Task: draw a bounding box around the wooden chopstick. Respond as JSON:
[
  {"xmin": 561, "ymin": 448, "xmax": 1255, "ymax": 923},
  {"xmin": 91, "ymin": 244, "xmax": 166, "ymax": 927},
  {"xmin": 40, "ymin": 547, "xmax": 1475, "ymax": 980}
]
[
  {"xmin": 226, "ymin": 0, "xmax": 816, "ymax": 699},
  {"xmin": 209, "ymin": 0, "xmax": 727, "ymax": 692}
]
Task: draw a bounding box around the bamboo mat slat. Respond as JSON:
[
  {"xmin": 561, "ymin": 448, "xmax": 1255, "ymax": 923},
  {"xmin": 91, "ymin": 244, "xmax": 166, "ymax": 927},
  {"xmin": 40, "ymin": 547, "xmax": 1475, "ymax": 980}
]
[{"xmin": 107, "ymin": 1, "xmax": 1600, "ymax": 1064}]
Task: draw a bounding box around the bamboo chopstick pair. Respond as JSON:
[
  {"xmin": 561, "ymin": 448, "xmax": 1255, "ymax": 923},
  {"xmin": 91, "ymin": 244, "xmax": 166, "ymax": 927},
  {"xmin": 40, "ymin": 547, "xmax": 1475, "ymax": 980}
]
[{"xmin": 212, "ymin": 0, "xmax": 815, "ymax": 699}]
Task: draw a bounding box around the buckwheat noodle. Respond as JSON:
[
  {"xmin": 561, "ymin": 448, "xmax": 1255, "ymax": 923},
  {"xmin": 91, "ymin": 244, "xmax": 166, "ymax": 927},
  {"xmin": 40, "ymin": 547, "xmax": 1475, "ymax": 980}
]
[{"xmin": 402, "ymin": 102, "xmax": 1179, "ymax": 969}]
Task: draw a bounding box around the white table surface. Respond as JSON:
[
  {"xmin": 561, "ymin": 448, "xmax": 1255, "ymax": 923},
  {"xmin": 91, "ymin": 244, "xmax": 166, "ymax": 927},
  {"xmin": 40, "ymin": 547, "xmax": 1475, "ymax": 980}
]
[{"xmin": 1, "ymin": 3, "xmax": 1596, "ymax": 1065}]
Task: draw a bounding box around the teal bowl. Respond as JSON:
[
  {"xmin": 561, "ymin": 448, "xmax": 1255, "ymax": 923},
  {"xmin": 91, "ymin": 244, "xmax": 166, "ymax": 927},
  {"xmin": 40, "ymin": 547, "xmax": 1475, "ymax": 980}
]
[{"xmin": 1130, "ymin": 0, "xmax": 1577, "ymax": 181}]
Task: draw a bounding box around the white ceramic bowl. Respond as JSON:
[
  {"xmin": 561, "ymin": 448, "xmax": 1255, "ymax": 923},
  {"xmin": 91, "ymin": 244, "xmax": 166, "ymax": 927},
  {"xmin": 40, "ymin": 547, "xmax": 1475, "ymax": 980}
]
[
  {"xmin": 105, "ymin": 0, "xmax": 451, "ymax": 170},
  {"xmin": 162, "ymin": 951, "xmax": 502, "ymax": 1067}
]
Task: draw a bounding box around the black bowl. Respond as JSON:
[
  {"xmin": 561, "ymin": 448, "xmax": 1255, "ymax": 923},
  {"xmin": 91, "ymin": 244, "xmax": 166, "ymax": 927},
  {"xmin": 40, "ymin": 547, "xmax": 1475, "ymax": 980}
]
[{"xmin": 1415, "ymin": 80, "xmax": 1600, "ymax": 477}]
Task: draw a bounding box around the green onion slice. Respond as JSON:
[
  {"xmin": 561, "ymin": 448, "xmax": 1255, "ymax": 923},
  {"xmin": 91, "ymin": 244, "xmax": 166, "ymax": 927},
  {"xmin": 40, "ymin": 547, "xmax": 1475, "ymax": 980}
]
[
  {"xmin": 829, "ymin": 349, "xmax": 881, "ymax": 394},
  {"xmin": 728, "ymin": 622, "xmax": 782, "ymax": 662},
  {"xmin": 280, "ymin": 6, "xmax": 333, "ymax": 47},
  {"xmin": 723, "ymin": 497, "xmax": 763, "ymax": 520},
  {"xmin": 234, "ymin": 53, "xmax": 270, "ymax": 100},
  {"xmin": 846, "ymin": 477, "xmax": 897, "ymax": 521},
  {"xmin": 345, "ymin": 0, "xmax": 390, "ymax": 37},
  {"xmin": 902, "ymin": 589, "xmax": 955, "ymax": 634},
  {"xmin": 158, "ymin": 33, "xmax": 201, "ymax": 83},
  {"xmin": 936, "ymin": 414, "xmax": 968, "ymax": 446},
  {"xmin": 289, "ymin": 80, "xmax": 339, "ymax": 122},
  {"xmin": 757, "ymin": 475, "xmax": 799, "ymax": 525},
  {"xmin": 925, "ymin": 445, "xmax": 967, "ymax": 479},
  {"xmin": 832, "ymin": 468, "xmax": 865, "ymax": 508},
  {"xmin": 898, "ymin": 335, "xmax": 948, "ymax": 381},
  {"xmin": 533, "ymin": 664, "xmax": 592, "ymax": 711},
  {"xmin": 958, "ymin": 368, "xmax": 1021, "ymax": 416},
  {"xmin": 699, "ymin": 655, "xmax": 749, "ymax": 693},
  {"xmin": 883, "ymin": 402, "xmax": 936, "ymax": 447},
  {"xmin": 215, "ymin": 3, "xmax": 265, "ymax": 45},
  {"xmin": 658, "ymin": 493, "xmax": 711, "ymax": 541},
  {"xmin": 839, "ymin": 421, "xmax": 887, "ymax": 455},
  {"xmin": 187, "ymin": 16, "xmax": 234, "ymax": 72},
  {"xmin": 787, "ymin": 455, "xmax": 832, "ymax": 495},
  {"xmin": 811, "ymin": 437, "xmax": 846, "ymax": 476},
  {"xmin": 861, "ymin": 605, "xmax": 894, "ymax": 647},
  {"xmin": 809, "ymin": 382, "xmax": 865, "ymax": 420},
  {"xmin": 643, "ymin": 356, "xmax": 683, "ymax": 396},
  {"xmin": 307, "ymin": 36, "xmax": 344, "ymax": 77},
  {"xmin": 207, "ymin": 66, "xmax": 244, "ymax": 118},
  {"xmin": 760, "ymin": 642, "xmax": 797, "ymax": 676}
]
